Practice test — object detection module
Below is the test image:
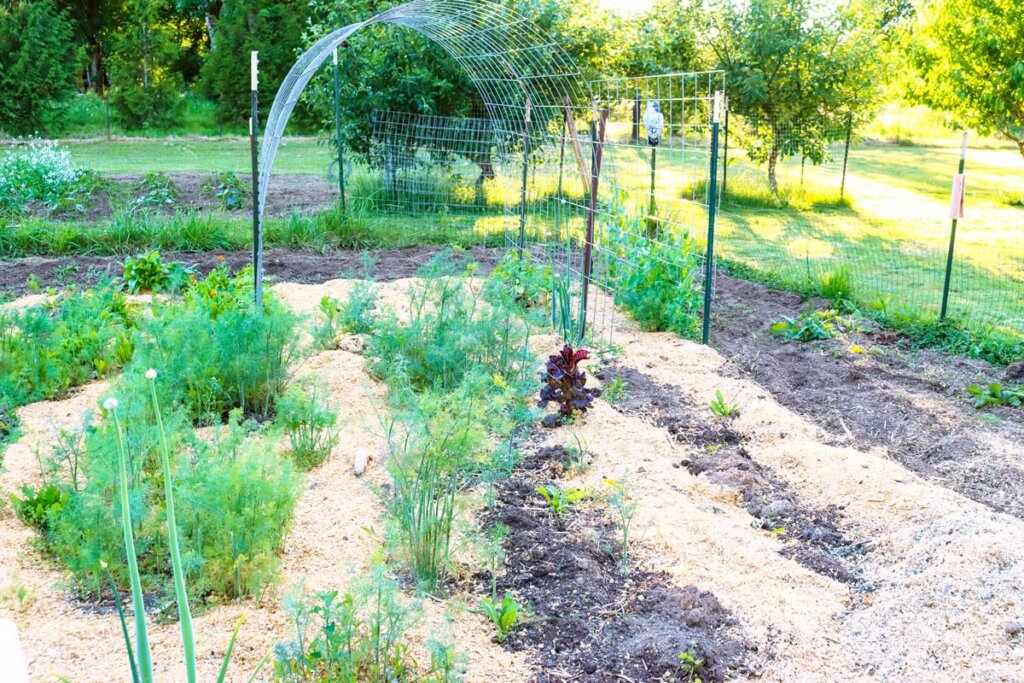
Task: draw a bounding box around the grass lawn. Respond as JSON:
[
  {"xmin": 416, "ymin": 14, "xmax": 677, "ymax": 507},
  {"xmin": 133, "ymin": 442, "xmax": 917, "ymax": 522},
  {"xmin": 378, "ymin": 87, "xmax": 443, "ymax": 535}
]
[{"xmin": 59, "ymin": 136, "xmax": 332, "ymax": 175}]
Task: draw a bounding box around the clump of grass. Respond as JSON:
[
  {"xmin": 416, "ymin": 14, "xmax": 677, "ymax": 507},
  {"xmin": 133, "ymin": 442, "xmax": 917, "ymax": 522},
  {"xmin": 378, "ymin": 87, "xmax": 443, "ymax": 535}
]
[{"xmin": 817, "ymin": 265, "xmax": 854, "ymax": 302}]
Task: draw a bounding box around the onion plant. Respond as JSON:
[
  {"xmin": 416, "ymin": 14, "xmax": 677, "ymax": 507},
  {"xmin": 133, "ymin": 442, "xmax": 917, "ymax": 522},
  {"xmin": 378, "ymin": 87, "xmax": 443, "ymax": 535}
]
[{"xmin": 104, "ymin": 368, "xmax": 244, "ymax": 683}]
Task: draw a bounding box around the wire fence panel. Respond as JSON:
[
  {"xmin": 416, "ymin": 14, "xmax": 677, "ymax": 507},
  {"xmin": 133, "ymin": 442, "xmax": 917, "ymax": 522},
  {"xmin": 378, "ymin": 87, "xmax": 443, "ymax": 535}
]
[{"xmin": 714, "ymin": 107, "xmax": 1024, "ymax": 341}]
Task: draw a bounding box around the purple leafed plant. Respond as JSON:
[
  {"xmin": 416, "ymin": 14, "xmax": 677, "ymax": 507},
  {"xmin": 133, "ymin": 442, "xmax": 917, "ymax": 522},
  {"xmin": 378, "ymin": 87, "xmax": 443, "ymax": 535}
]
[{"xmin": 539, "ymin": 345, "xmax": 600, "ymax": 427}]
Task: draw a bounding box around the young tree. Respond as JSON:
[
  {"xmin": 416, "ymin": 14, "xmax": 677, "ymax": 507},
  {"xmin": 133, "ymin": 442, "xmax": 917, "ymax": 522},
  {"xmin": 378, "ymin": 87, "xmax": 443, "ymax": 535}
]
[
  {"xmin": 702, "ymin": 0, "xmax": 882, "ymax": 194},
  {"xmin": 200, "ymin": 0, "xmax": 308, "ymax": 123},
  {"xmin": 903, "ymin": 0, "xmax": 1024, "ymax": 159},
  {"xmin": 0, "ymin": 0, "xmax": 81, "ymax": 134},
  {"xmin": 108, "ymin": 0, "xmax": 186, "ymax": 129}
]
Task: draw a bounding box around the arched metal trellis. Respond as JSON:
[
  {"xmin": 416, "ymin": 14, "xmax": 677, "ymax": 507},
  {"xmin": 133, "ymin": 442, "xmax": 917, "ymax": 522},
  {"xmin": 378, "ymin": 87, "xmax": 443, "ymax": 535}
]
[{"xmin": 256, "ymin": 0, "xmax": 724, "ymax": 344}]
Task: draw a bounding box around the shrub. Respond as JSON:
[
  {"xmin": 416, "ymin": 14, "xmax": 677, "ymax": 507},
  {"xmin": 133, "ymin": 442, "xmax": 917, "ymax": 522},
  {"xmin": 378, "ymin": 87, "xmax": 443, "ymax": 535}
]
[
  {"xmin": 0, "ymin": 0, "xmax": 79, "ymax": 134},
  {"xmin": 538, "ymin": 345, "xmax": 598, "ymax": 427},
  {"xmin": 0, "ymin": 141, "xmax": 99, "ymax": 215},
  {"xmin": 275, "ymin": 383, "xmax": 339, "ymax": 470},
  {"xmin": 121, "ymin": 251, "xmax": 194, "ymax": 293}
]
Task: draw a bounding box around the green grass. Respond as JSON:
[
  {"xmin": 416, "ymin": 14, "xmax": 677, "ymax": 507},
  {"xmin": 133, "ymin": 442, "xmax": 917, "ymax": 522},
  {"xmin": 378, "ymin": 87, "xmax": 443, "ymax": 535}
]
[{"xmin": 48, "ymin": 137, "xmax": 331, "ymax": 175}]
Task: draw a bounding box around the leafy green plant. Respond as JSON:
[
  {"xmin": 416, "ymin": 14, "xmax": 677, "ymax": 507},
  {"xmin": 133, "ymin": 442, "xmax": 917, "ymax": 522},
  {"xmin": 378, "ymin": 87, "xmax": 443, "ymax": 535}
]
[
  {"xmin": 536, "ymin": 484, "xmax": 586, "ymax": 516},
  {"xmin": 538, "ymin": 345, "xmax": 599, "ymax": 428},
  {"xmin": 273, "ymin": 566, "xmax": 460, "ymax": 682},
  {"xmin": 968, "ymin": 382, "xmax": 1024, "ymax": 409},
  {"xmin": 0, "ymin": 284, "xmax": 135, "ymax": 411},
  {"xmin": 121, "ymin": 251, "xmax": 194, "ymax": 294},
  {"xmin": 769, "ymin": 310, "xmax": 841, "ymax": 342},
  {"xmin": 479, "ymin": 592, "xmax": 520, "ymax": 644},
  {"xmin": 10, "ymin": 483, "xmax": 68, "ymax": 533},
  {"xmin": 710, "ymin": 390, "xmax": 740, "ymax": 418},
  {"xmin": 133, "ymin": 173, "xmax": 179, "ymax": 209},
  {"xmin": 602, "ymin": 376, "xmax": 628, "ymax": 404},
  {"xmin": 603, "ymin": 194, "xmax": 703, "ymax": 338},
  {"xmin": 677, "ymin": 642, "xmax": 705, "ymax": 683},
  {"xmin": 275, "ymin": 383, "xmax": 339, "ymax": 470},
  {"xmin": 316, "ymin": 284, "xmax": 378, "ymax": 349},
  {"xmin": 0, "ymin": 141, "xmax": 99, "ymax": 216},
  {"xmin": 604, "ymin": 478, "xmax": 638, "ymax": 575},
  {"xmin": 130, "ymin": 266, "xmax": 299, "ymax": 422},
  {"xmin": 485, "ymin": 253, "xmax": 552, "ymax": 309},
  {"xmin": 203, "ymin": 171, "xmax": 249, "ymax": 211}
]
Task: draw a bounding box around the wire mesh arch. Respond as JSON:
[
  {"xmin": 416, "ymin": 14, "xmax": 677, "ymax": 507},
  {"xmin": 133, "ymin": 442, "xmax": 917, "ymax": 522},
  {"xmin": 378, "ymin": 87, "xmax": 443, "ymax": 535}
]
[{"xmin": 258, "ymin": 0, "xmax": 592, "ymax": 221}]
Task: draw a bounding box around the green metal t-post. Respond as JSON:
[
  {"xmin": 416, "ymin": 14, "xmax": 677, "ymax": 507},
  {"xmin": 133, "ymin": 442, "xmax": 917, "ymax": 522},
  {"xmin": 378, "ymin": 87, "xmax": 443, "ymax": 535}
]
[
  {"xmin": 702, "ymin": 93, "xmax": 723, "ymax": 346},
  {"xmin": 940, "ymin": 132, "xmax": 969, "ymax": 320},
  {"xmin": 517, "ymin": 100, "xmax": 532, "ymax": 259},
  {"xmin": 332, "ymin": 48, "xmax": 346, "ymax": 213}
]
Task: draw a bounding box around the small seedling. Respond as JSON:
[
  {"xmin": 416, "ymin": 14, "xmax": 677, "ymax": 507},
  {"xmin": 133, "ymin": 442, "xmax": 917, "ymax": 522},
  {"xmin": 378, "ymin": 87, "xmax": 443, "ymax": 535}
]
[
  {"xmin": 602, "ymin": 376, "xmax": 628, "ymax": 404},
  {"xmin": 710, "ymin": 390, "xmax": 739, "ymax": 418},
  {"xmin": 536, "ymin": 484, "xmax": 586, "ymax": 515},
  {"xmin": 479, "ymin": 591, "xmax": 520, "ymax": 643},
  {"xmin": 565, "ymin": 429, "xmax": 592, "ymax": 475},
  {"xmin": 604, "ymin": 478, "xmax": 639, "ymax": 575},
  {"xmin": 678, "ymin": 642, "xmax": 704, "ymax": 682}
]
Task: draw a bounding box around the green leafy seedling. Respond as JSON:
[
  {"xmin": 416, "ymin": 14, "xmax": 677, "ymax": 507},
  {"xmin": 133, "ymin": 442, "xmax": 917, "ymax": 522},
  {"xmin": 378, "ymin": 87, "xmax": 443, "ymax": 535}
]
[
  {"xmin": 536, "ymin": 484, "xmax": 586, "ymax": 515},
  {"xmin": 480, "ymin": 591, "xmax": 520, "ymax": 643},
  {"xmin": 710, "ymin": 390, "xmax": 739, "ymax": 418},
  {"xmin": 968, "ymin": 382, "xmax": 1024, "ymax": 409}
]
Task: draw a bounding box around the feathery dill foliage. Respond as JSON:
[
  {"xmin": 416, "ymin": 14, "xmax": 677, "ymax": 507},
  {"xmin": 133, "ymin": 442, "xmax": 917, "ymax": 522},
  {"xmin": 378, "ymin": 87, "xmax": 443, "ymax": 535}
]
[
  {"xmin": 361, "ymin": 253, "xmax": 536, "ymax": 590},
  {"xmin": 42, "ymin": 404, "xmax": 300, "ymax": 599},
  {"xmin": 129, "ymin": 264, "xmax": 300, "ymax": 423},
  {"xmin": 10, "ymin": 266, "xmax": 303, "ymax": 600},
  {"xmin": 275, "ymin": 382, "xmax": 340, "ymax": 470}
]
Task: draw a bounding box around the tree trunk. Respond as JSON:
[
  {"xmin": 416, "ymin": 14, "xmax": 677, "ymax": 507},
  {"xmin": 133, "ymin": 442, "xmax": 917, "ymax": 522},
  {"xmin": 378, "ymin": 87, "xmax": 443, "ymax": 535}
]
[
  {"xmin": 205, "ymin": 15, "xmax": 216, "ymax": 50},
  {"xmin": 1016, "ymin": 138, "xmax": 1024, "ymax": 162}
]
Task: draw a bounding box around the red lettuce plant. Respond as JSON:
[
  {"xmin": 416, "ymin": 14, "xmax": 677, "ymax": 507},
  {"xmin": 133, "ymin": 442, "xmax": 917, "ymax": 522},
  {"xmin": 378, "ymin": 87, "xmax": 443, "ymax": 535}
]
[{"xmin": 539, "ymin": 345, "xmax": 599, "ymax": 427}]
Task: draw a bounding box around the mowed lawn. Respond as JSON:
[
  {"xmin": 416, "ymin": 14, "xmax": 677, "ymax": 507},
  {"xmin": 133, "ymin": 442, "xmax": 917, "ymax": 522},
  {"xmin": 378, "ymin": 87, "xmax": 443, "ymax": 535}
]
[{"xmin": 63, "ymin": 136, "xmax": 333, "ymax": 175}]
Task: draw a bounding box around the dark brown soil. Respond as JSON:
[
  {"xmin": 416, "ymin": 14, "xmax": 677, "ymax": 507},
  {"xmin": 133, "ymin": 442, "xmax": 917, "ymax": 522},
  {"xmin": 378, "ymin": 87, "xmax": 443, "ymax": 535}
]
[
  {"xmin": 710, "ymin": 273, "xmax": 1024, "ymax": 520},
  {"xmin": 601, "ymin": 365, "xmax": 862, "ymax": 584},
  {"xmin": 480, "ymin": 441, "xmax": 755, "ymax": 682},
  {"xmin": 0, "ymin": 246, "xmax": 504, "ymax": 299},
  {"xmin": 36, "ymin": 173, "xmax": 337, "ymax": 222}
]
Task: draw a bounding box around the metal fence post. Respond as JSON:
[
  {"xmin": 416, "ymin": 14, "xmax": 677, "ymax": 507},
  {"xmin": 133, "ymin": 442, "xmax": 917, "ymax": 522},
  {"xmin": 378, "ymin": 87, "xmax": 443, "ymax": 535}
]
[
  {"xmin": 517, "ymin": 99, "xmax": 532, "ymax": 258},
  {"xmin": 250, "ymin": 51, "xmax": 262, "ymax": 309},
  {"xmin": 721, "ymin": 95, "xmax": 729, "ymax": 197},
  {"xmin": 332, "ymin": 48, "xmax": 346, "ymax": 213},
  {"xmin": 702, "ymin": 92, "xmax": 723, "ymax": 346},
  {"xmin": 840, "ymin": 112, "xmax": 852, "ymax": 202},
  {"xmin": 581, "ymin": 105, "xmax": 608, "ymax": 334},
  {"xmin": 941, "ymin": 132, "xmax": 969, "ymax": 320}
]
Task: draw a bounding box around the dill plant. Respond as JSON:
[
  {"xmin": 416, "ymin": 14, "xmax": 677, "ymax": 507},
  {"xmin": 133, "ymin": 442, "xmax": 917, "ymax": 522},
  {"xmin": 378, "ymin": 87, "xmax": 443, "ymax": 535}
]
[
  {"xmin": 361, "ymin": 254, "xmax": 537, "ymax": 590},
  {"xmin": 275, "ymin": 382, "xmax": 340, "ymax": 470}
]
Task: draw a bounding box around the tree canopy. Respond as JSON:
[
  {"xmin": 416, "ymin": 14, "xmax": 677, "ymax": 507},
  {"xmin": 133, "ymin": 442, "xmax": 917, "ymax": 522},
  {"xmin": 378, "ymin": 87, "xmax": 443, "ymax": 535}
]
[{"xmin": 903, "ymin": 0, "xmax": 1024, "ymax": 158}]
